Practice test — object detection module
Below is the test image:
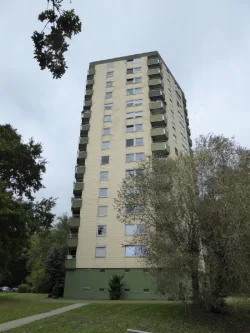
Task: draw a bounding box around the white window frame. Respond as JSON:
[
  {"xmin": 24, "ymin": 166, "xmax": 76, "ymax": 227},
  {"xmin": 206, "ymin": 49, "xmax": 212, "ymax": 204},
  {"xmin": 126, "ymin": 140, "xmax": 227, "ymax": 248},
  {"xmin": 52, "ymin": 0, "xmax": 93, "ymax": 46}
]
[
  {"xmin": 103, "ymin": 128, "xmax": 111, "ymax": 136},
  {"xmin": 105, "ymin": 92, "xmax": 112, "ymax": 99},
  {"xmin": 126, "ymin": 138, "xmax": 144, "ymax": 147},
  {"xmin": 99, "ymin": 188, "xmax": 108, "ymax": 197},
  {"xmin": 98, "ymin": 205, "xmax": 108, "ymax": 216},
  {"xmin": 126, "ymin": 77, "xmax": 142, "ymax": 85},
  {"xmin": 95, "ymin": 246, "xmax": 106, "ymax": 258},
  {"xmin": 126, "ymin": 124, "xmax": 143, "ymax": 132},
  {"xmin": 126, "ymin": 152, "xmax": 145, "ymax": 163},
  {"xmin": 173, "ymin": 134, "xmax": 177, "ymax": 142},
  {"xmin": 126, "ymin": 88, "xmax": 143, "ymax": 96},
  {"xmin": 126, "ymin": 58, "xmax": 141, "ymax": 64},
  {"xmin": 125, "ymin": 245, "xmax": 146, "ymax": 257},
  {"xmin": 102, "ymin": 141, "xmax": 110, "ymax": 150},
  {"xmin": 125, "ymin": 224, "xmax": 146, "ymax": 235},
  {"xmin": 106, "ymin": 81, "xmax": 113, "ymax": 88},
  {"xmin": 171, "ymin": 110, "xmax": 174, "ymax": 117},
  {"xmin": 97, "ymin": 225, "xmax": 107, "ymax": 236},
  {"xmin": 104, "ymin": 103, "xmax": 112, "ymax": 110},
  {"xmin": 125, "ymin": 169, "xmax": 143, "ymax": 177},
  {"xmin": 101, "ymin": 156, "xmax": 109, "ymax": 165},
  {"xmin": 100, "ymin": 171, "xmax": 109, "ymax": 181},
  {"xmin": 106, "ymin": 71, "xmax": 114, "ymax": 78},
  {"xmin": 104, "ymin": 115, "xmax": 112, "ymax": 122}
]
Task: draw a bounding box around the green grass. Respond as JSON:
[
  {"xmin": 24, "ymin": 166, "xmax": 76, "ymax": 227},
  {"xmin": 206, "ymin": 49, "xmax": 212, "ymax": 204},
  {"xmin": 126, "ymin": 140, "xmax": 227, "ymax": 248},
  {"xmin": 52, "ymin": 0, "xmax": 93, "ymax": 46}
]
[
  {"xmin": 0, "ymin": 293, "xmax": 70, "ymax": 324},
  {"xmin": 7, "ymin": 301, "xmax": 250, "ymax": 333}
]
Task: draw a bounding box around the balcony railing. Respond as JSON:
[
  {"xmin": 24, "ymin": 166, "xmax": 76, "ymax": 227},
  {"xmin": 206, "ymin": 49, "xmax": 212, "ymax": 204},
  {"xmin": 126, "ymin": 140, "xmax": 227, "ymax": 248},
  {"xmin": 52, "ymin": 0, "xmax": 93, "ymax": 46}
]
[
  {"xmin": 150, "ymin": 114, "xmax": 167, "ymax": 127},
  {"xmin": 151, "ymin": 128, "xmax": 169, "ymax": 141},
  {"xmin": 151, "ymin": 142, "xmax": 170, "ymax": 156},
  {"xmin": 69, "ymin": 216, "xmax": 80, "ymax": 227},
  {"xmin": 149, "ymin": 101, "xmax": 166, "ymax": 115},
  {"xmin": 147, "ymin": 58, "xmax": 161, "ymax": 67}
]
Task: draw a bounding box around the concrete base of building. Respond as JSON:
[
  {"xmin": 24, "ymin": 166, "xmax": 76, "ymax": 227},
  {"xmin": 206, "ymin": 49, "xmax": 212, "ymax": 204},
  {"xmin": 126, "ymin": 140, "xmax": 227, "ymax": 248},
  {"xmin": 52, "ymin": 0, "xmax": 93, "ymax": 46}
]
[{"xmin": 64, "ymin": 268, "xmax": 167, "ymax": 300}]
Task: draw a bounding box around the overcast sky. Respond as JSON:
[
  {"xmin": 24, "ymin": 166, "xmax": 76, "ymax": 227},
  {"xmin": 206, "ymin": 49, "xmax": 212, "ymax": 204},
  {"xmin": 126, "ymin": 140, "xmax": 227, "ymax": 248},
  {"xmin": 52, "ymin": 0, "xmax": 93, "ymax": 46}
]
[{"xmin": 1, "ymin": 0, "xmax": 250, "ymax": 216}]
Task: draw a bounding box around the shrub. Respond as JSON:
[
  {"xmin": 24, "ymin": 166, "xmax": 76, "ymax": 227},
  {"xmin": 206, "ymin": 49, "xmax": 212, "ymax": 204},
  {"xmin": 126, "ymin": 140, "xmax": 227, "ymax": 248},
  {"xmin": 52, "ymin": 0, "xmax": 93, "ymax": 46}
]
[
  {"xmin": 18, "ymin": 284, "xmax": 31, "ymax": 293},
  {"xmin": 108, "ymin": 275, "xmax": 124, "ymax": 300}
]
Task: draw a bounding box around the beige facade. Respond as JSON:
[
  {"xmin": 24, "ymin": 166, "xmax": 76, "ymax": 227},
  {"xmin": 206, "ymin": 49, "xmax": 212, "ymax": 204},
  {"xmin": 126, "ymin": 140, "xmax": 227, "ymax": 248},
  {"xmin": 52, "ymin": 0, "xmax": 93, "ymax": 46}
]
[{"xmin": 68, "ymin": 51, "xmax": 191, "ymax": 270}]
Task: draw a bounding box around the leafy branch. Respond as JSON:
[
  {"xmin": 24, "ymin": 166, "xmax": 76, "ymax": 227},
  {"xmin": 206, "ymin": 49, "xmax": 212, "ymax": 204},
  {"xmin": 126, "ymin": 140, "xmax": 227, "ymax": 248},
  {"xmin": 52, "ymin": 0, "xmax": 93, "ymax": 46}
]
[{"xmin": 31, "ymin": 0, "xmax": 82, "ymax": 79}]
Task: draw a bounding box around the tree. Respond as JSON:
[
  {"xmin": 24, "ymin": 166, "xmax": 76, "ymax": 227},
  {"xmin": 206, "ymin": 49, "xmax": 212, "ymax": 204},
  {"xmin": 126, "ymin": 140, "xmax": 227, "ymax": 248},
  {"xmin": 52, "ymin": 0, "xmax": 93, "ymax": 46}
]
[
  {"xmin": 108, "ymin": 275, "xmax": 124, "ymax": 300},
  {"xmin": 45, "ymin": 247, "xmax": 66, "ymax": 286},
  {"xmin": 0, "ymin": 124, "xmax": 56, "ymax": 273},
  {"xmin": 114, "ymin": 135, "xmax": 250, "ymax": 313},
  {"xmin": 32, "ymin": 0, "xmax": 82, "ymax": 79}
]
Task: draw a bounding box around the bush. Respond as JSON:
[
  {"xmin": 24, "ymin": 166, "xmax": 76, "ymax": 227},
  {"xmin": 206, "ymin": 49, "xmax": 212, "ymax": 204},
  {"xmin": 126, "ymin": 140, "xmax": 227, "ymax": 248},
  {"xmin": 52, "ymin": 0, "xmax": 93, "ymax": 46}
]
[
  {"xmin": 18, "ymin": 284, "xmax": 31, "ymax": 293},
  {"xmin": 108, "ymin": 275, "xmax": 124, "ymax": 300}
]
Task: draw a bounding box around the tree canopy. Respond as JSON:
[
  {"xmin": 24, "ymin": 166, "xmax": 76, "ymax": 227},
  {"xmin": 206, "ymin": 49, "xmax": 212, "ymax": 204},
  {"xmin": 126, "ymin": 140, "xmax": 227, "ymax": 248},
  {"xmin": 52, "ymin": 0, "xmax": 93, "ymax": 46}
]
[
  {"xmin": 0, "ymin": 124, "xmax": 56, "ymax": 273},
  {"xmin": 115, "ymin": 134, "xmax": 250, "ymax": 313}
]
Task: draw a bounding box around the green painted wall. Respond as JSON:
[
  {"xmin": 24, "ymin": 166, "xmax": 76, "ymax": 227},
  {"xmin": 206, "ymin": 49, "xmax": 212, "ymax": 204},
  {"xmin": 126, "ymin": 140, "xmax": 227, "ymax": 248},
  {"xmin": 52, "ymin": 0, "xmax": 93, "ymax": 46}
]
[{"xmin": 64, "ymin": 268, "xmax": 167, "ymax": 300}]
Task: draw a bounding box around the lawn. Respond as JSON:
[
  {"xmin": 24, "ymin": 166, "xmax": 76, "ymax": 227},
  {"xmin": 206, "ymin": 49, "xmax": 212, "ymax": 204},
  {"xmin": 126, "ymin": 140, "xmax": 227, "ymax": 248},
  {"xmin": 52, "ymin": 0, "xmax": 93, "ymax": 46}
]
[
  {"xmin": 0, "ymin": 293, "xmax": 70, "ymax": 324},
  {"xmin": 7, "ymin": 301, "xmax": 250, "ymax": 333}
]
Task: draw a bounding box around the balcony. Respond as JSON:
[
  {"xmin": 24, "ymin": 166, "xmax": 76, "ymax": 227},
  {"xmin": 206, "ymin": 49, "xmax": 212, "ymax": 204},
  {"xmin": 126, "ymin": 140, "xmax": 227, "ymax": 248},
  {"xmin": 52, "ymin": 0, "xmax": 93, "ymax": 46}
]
[
  {"xmin": 75, "ymin": 165, "xmax": 85, "ymax": 179},
  {"xmin": 149, "ymin": 89, "xmax": 164, "ymax": 99},
  {"xmin": 147, "ymin": 58, "xmax": 161, "ymax": 68},
  {"xmin": 187, "ymin": 127, "xmax": 191, "ymax": 136},
  {"xmin": 65, "ymin": 255, "xmax": 76, "ymax": 269},
  {"xmin": 150, "ymin": 114, "xmax": 167, "ymax": 127},
  {"xmin": 149, "ymin": 79, "xmax": 164, "ymax": 90},
  {"xmin": 149, "ymin": 101, "xmax": 166, "ymax": 115},
  {"xmin": 151, "ymin": 128, "xmax": 169, "ymax": 141},
  {"xmin": 79, "ymin": 137, "xmax": 88, "ymax": 150},
  {"xmin": 85, "ymin": 89, "xmax": 93, "ymax": 97},
  {"xmin": 82, "ymin": 112, "xmax": 91, "ymax": 125},
  {"xmin": 86, "ymin": 79, "xmax": 94, "ymax": 86},
  {"xmin": 185, "ymin": 115, "xmax": 190, "ymax": 126},
  {"xmin": 81, "ymin": 124, "xmax": 90, "ymax": 137},
  {"xmin": 67, "ymin": 234, "xmax": 78, "ymax": 248},
  {"xmin": 148, "ymin": 68, "xmax": 162, "ymax": 78},
  {"xmin": 84, "ymin": 100, "xmax": 92, "ymax": 108},
  {"xmin": 88, "ymin": 68, "xmax": 95, "ymax": 76},
  {"xmin": 188, "ymin": 137, "xmax": 192, "ymax": 147},
  {"xmin": 70, "ymin": 216, "xmax": 80, "ymax": 227},
  {"xmin": 71, "ymin": 197, "xmax": 82, "ymax": 214},
  {"xmin": 73, "ymin": 182, "xmax": 84, "ymax": 196},
  {"xmin": 152, "ymin": 142, "xmax": 170, "ymax": 156},
  {"xmin": 77, "ymin": 151, "xmax": 87, "ymax": 164}
]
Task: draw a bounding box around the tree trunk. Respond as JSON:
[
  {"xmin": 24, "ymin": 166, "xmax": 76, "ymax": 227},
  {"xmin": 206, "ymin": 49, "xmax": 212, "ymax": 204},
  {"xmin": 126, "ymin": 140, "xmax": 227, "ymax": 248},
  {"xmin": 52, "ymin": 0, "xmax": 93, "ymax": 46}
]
[{"xmin": 191, "ymin": 261, "xmax": 201, "ymax": 303}]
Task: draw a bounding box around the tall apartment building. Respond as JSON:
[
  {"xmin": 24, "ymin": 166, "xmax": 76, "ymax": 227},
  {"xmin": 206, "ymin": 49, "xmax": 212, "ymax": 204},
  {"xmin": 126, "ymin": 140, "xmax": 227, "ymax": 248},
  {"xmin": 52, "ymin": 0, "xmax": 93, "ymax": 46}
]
[{"xmin": 64, "ymin": 51, "xmax": 192, "ymax": 299}]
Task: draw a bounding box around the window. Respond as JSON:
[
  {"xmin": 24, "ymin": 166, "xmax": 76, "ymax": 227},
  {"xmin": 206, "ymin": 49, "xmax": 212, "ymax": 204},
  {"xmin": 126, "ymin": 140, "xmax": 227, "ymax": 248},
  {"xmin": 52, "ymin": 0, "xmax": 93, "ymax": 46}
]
[
  {"xmin": 102, "ymin": 141, "xmax": 110, "ymax": 150},
  {"xmin": 126, "ymin": 138, "xmax": 144, "ymax": 147},
  {"xmin": 180, "ymin": 121, "xmax": 185, "ymax": 130},
  {"xmin": 183, "ymin": 145, "xmax": 188, "ymax": 154},
  {"xmin": 106, "ymin": 71, "xmax": 114, "ymax": 78},
  {"xmin": 105, "ymin": 92, "xmax": 112, "ymax": 99},
  {"xmin": 99, "ymin": 188, "xmax": 108, "ymax": 197},
  {"xmin": 106, "ymin": 81, "xmax": 113, "ymax": 88},
  {"xmin": 126, "ymin": 152, "xmax": 145, "ymax": 162},
  {"xmin": 126, "ymin": 77, "xmax": 142, "ymax": 85},
  {"xmin": 173, "ymin": 134, "xmax": 177, "ymax": 142},
  {"xmin": 171, "ymin": 110, "xmax": 174, "ymax": 117},
  {"xmin": 95, "ymin": 246, "xmax": 106, "ymax": 258},
  {"xmin": 126, "ymin": 58, "xmax": 141, "ymax": 64},
  {"xmin": 127, "ymin": 88, "xmax": 143, "ymax": 95},
  {"xmin": 178, "ymin": 110, "xmax": 184, "ymax": 119},
  {"xmin": 99, "ymin": 288, "xmax": 105, "ymax": 291},
  {"xmin": 104, "ymin": 115, "xmax": 112, "ymax": 122},
  {"xmin": 124, "ymin": 268, "xmax": 130, "ymax": 272},
  {"xmin": 98, "ymin": 206, "xmax": 107, "ymax": 216},
  {"xmin": 175, "ymin": 147, "xmax": 179, "ymax": 156},
  {"xmin": 125, "ymin": 245, "xmax": 146, "ymax": 257},
  {"xmin": 100, "ymin": 171, "xmax": 109, "ymax": 181},
  {"xmin": 126, "ymin": 67, "xmax": 141, "ymax": 74},
  {"xmin": 125, "ymin": 289, "xmax": 130, "ymax": 292},
  {"xmin": 103, "ymin": 128, "xmax": 111, "ymax": 136},
  {"xmin": 126, "ymin": 124, "xmax": 143, "ymax": 132},
  {"xmin": 100, "ymin": 269, "xmax": 105, "ymax": 272},
  {"xmin": 125, "ymin": 205, "xmax": 145, "ymax": 215},
  {"xmin": 125, "ymin": 111, "xmax": 143, "ymax": 119},
  {"xmin": 181, "ymin": 133, "xmax": 187, "ymax": 142},
  {"xmin": 125, "ymin": 99, "xmax": 143, "ymax": 107},
  {"xmin": 144, "ymin": 289, "xmax": 150, "ymax": 293},
  {"xmin": 167, "ymin": 78, "xmax": 171, "ymax": 83},
  {"xmin": 104, "ymin": 103, "xmax": 112, "ymax": 110},
  {"xmin": 170, "ymin": 98, "xmax": 173, "ymax": 104},
  {"xmin": 176, "ymin": 90, "xmax": 182, "ymax": 100},
  {"xmin": 168, "ymin": 88, "xmax": 171, "ymax": 93},
  {"xmin": 107, "ymin": 62, "xmax": 114, "ymax": 68},
  {"xmin": 97, "ymin": 225, "xmax": 107, "ymax": 236},
  {"xmin": 125, "ymin": 169, "xmax": 143, "ymax": 177},
  {"xmin": 125, "ymin": 224, "xmax": 146, "ymax": 235},
  {"xmin": 101, "ymin": 156, "xmax": 109, "ymax": 164},
  {"xmin": 172, "ymin": 125, "xmax": 176, "ymax": 131}
]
